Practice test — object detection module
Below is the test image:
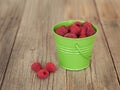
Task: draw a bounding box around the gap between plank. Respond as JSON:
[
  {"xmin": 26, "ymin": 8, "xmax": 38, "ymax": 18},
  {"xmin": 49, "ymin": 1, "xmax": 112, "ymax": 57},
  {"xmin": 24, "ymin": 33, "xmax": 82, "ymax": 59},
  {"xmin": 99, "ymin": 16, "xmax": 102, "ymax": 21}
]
[
  {"xmin": 93, "ymin": 0, "xmax": 120, "ymax": 85},
  {"xmin": 90, "ymin": 65, "xmax": 95, "ymax": 90},
  {"xmin": 0, "ymin": 19, "xmax": 21, "ymax": 89},
  {"xmin": 0, "ymin": 1, "xmax": 27, "ymax": 89}
]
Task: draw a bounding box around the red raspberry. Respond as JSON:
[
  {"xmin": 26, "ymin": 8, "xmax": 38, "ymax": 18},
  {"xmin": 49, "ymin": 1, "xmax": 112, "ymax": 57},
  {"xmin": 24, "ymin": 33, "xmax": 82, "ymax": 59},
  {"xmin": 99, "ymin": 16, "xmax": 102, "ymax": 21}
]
[
  {"xmin": 45, "ymin": 62, "xmax": 56, "ymax": 72},
  {"xmin": 86, "ymin": 28, "xmax": 95, "ymax": 36},
  {"xmin": 64, "ymin": 33, "xmax": 77, "ymax": 38},
  {"xmin": 37, "ymin": 69, "xmax": 49, "ymax": 79},
  {"xmin": 83, "ymin": 22, "xmax": 92, "ymax": 28},
  {"xmin": 69, "ymin": 24, "xmax": 81, "ymax": 35},
  {"xmin": 79, "ymin": 35, "xmax": 86, "ymax": 38},
  {"xmin": 31, "ymin": 62, "xmax": 42, "ymax": 72},
  {"xmin": 74, "ymin": 21, "xmax": 82, "ymax": 27},
  {"xmin": 56, "ymin": 26, "xmax": 68, "ymax": 36},
  {"xmin": 83, "ymin": 22, "xmax": 96, "ymax": 36},
  {"xmin": 67, "ymin": 26, "xmax": 71, "ymax": 32},
  {"xmin": 80, "ymin": 27, "xmax": 86, "ymax": 35}
]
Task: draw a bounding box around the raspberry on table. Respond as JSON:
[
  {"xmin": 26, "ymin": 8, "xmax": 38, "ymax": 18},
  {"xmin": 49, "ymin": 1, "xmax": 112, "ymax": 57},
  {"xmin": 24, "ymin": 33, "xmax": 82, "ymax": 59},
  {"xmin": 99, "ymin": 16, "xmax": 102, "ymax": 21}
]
[
  {"xmin": 45, "ymin": 62, "xmax": 56, "ymax": 72},
  {"xmin": 31, "ymin": 62, "xmax": 42, "ymax": 72},
  {"xmin": 37, "ymin": 69, "xmax": 49, "ymax": 79}
]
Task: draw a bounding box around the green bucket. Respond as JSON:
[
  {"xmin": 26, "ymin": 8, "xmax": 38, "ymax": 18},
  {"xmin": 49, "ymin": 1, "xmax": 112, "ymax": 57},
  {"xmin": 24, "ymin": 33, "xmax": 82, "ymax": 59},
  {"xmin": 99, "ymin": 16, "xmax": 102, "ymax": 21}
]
[{"xmin": 52, "ymin": 20, "xmax": 98, "ymax": 70}]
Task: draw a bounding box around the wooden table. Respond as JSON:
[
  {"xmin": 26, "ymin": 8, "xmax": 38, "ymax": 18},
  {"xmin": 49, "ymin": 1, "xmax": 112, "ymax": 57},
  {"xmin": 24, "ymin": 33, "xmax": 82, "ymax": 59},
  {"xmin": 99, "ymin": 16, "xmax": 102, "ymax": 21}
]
[{"xmin": 0, "ymin": 0, "xmax": 120, "ymax": 90}]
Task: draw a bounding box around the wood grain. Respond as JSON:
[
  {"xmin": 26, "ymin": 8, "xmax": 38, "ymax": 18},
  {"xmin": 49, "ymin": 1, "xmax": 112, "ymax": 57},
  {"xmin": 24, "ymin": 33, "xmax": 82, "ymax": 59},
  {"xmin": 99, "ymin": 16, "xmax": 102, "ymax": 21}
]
[
  {"xmin": 0, "ymin": 0, "xmax": 26, "ymax": 87},
  {"xmin": 65, "ymin": 1, "xmax": 98, "ymax": 90},
  {"xmin": 0, "ymin": 0, "xmax": 120, "ymax": 90},
  {"xmin": 94, "ymin": 0, "xmax": 120, "ymax": 83},
  {"xmin": 94, "ymin": 0, "xmax": 120, "ymax": 23},
  {"xmin": 1, "ymin": 0, "xmax": 66, "ymax": 90},
  {"xmin": 65, "ymin": 0, "xmax": 120, "ymax": 90}
]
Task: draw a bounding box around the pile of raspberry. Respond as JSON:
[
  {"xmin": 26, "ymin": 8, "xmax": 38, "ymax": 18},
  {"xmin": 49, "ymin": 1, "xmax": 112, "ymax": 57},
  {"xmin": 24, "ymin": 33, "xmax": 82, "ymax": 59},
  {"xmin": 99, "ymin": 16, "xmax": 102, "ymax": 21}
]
[
  {"xmin": 31, "ymin": 62, "xmax": 56, "ymax": 79},
  {"xmin": 55, "ymin": 21, "xmax": 96, "ymax": 38}
]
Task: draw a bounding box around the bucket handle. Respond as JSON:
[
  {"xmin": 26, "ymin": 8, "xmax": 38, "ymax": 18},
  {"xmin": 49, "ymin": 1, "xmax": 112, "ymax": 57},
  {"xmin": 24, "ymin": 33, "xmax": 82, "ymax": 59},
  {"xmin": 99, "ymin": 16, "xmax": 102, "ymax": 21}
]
[{"xmin": 75, "ymin": 43, "xmax": 90, "ymax": 61}]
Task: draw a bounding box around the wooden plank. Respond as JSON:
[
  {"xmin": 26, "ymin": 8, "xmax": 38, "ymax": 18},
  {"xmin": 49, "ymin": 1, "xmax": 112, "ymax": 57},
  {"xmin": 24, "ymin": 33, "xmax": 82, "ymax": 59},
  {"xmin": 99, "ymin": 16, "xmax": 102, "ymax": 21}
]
[
  {"xmin": 1, "ymin": 0, "xmax": 67, "ymax": 90},
  {"xmin": 47, "ymin": 1, "xmax": 67, "ymax": 90},
  {"xmin": 65, "ymin": 1, "xmax": 98, "ymax": 90},
  {"xmin": 91, "ymin": 23, "xmax": 120, "ymax": 90},
  {"xmin": 94, "ymin": 0, "xmax": 120, "ymax": 23},
  {"xmin": 0, "ymin": 0, "xmax": 26, "ymax": 87},
  {"xmin": 94, "ymin": 0, "xmax": 120, "ymax": 83},
  {"xmin": 65, "ymin": 0, "xmax": 120, "ymax": 90},
  {"xmin": 1, "ymin": 0, "xmax": 120, "ymax": 90}
]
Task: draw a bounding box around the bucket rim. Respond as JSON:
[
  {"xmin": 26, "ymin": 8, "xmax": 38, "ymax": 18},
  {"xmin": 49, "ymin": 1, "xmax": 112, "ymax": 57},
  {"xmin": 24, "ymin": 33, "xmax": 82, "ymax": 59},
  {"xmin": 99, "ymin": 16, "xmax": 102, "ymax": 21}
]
[{"xmin": 52, "ymin": 20, "xmax": 98, "ymax": 40}]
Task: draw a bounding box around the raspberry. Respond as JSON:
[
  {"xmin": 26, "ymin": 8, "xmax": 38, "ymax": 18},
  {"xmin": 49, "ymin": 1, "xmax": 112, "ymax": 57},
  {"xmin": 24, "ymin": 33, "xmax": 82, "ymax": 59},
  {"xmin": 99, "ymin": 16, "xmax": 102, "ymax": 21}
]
[
  {"xmin": 86, "ymin": 28, "xmax": 95, "ymax": 36},
  {"xmin": 55, "ymin": 26, "xmax": 68, "ymax": 36},
  {"xmin": 74, "ymin": 21, "xmax": 82, "ymax": 27},
  {"xmin": 67, "ymin": 26, "xmax": 71, "ymax": 32},
  {"xmin": 79, "ymin": 35, "xmax": 86, "ymax": 38},
  {"xmin": 37, "ymin": 69, "xmax": 49, "ymax": 79},
  {"xmin": 64, "ymin": 33, "xmax": 77, "ymax": 38},
  {"xmin": 31, "ymin": 62, "xmax": 42, "ymax": 72},
  {"xmin": 83, "ymin": 22, "xmax": 96, "ymax": 36},
  {"xmin": 80, "ymin": 27, "xmax": 86, "ymax": 35},
  {"xmin": 83, "ymin": 22, "xmax": 92, "ymax": 28},
  {"xmin": 69, "ymin": 24, "xmax": 81, "ymax": 35},
  {"xmin": 45, "ymin": 62, "xmax": 56, "ymax": 72}
]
